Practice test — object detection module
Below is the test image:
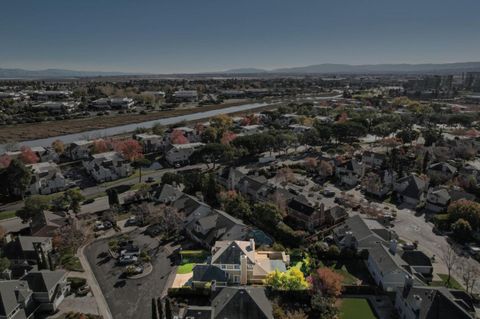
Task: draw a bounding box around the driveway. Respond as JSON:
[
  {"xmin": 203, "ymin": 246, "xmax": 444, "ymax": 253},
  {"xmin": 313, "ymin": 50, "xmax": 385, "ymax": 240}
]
[{"xmin": 84, "ymin": 229, "xmax": 178, "ymax": 319}]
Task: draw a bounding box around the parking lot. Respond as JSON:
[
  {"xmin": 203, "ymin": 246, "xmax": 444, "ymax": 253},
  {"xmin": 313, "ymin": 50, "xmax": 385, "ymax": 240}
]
[{"xmin": 84, "ymin": 229, "xmax": 178, "ymax": 319}]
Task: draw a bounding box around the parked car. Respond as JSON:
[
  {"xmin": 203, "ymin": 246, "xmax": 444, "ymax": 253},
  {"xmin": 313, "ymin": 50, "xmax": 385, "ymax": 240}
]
[
  {"xmin": 146, "ymin": 177, "xmax": 155, "ymax": 183},
  {"xmin": 125, "ymin": 216, "xmax": 138, "ymax": 227},
  {"xmin": 118, "ymin": 255, "xmax": 138, "ymax": 265},
  {"xmin": 322, "ymin": 189, "xmax": 335, "ymax": 197}
]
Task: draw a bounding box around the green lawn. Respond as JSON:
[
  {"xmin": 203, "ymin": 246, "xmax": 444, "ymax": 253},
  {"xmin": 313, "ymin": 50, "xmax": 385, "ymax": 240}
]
[
  {"xmin": 431, "ymin": 274, "xmax": 464, "ymax": 290},
  {"xmin": 0, "ymin": 210, "xmax": 16, "ymax": 220},
  {"xmin": 339, "ymin": 298, "xmax": 376, "ymax": 319},
  {"xmin": 176, "ymin": 250, "xmax": 208, "ymax": 274},
  {"xmin": 177, "ymin": 263, "xmax": 195, "ymax": 274},
  {"xmin": 318, "ymin": 261, "xmax": 362, "ymax": 285}
]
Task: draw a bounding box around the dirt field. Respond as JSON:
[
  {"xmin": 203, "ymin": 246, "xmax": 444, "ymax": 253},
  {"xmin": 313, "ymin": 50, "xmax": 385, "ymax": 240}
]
[{"xmin": 0, "ymin": 100, "xmax": 265, "ymax": 144}]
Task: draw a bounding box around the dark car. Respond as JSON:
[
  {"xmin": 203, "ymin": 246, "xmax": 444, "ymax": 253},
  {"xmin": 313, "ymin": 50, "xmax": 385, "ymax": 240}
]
[
  {"xmin": 322, "ymin": 189, "xmax": 335, "ymax": 197},
  {"xmin": 146, "ymin": 177, "xmax": 155, "ymax": 183}
]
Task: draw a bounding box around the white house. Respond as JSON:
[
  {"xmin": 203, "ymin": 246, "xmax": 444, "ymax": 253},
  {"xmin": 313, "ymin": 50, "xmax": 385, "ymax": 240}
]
[
  {"xmin": 165, "ymin": 143, "xmax": 204, "ymax": 166},
  {"xmin": 336, "ymin": 159, "xmax": 364, "ymax": 187},
  {"xmin": 27, "ymin": 162, "xmax": 67, "ymax": 195},
  {"xmin": 173, "ymin": 90, "xmax": 198, "ymax": 102},
  {"xmin": 109, "ymin": 97, "xmax": 135, "ymax": 109},
  {"xmin": 83, "ymin": 151, "xmax": 132, "ymax": 182},
  {"xmin": 393, "ymin": 174, "xmax": 429, "ymax": 207}
]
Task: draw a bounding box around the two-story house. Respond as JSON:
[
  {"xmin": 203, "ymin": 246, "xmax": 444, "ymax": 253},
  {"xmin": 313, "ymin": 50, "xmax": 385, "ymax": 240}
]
[
  {"xmin": 393, "ymin": 174, "xmax": 429, "ymax": 207},
  {"xmin": 134, "ymin": 133, "xmax": 164, "ymax": 153},
  {"xmin": 83, "ymin": 151, "xmax": 132, "ymax": 182},
  {"xmin": 27, "ymin": 162, "xmax": 67, "ymax": 195},
  {"xmin": 165, "ymin": 143, "xmax": 204, "ymax": 166},
  {"xmin": 67, "ymin": 140, "xmax": 93, "ymax": 160}
]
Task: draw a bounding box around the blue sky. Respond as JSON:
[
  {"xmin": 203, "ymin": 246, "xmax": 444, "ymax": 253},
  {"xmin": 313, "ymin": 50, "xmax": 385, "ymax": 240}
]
[{"xmin": 1, "ymin": 0, "xmax": 479, "ymax": 73}]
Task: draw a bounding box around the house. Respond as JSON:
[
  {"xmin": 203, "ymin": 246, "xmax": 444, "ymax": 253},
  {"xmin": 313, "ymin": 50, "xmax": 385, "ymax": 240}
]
[
  {"xmin": 22, "ymin": 270, "xmax": 69, "ymax": 313},
  {"xmin": 190, "ymin": 265, "xmax": 229, "ymax": 287},
  {"xmin": 109, "ymin": 97, "xmax": 135, "ymax": 109},
  {"xmin": 134, "ymin": 133, "xmax": 163, "ymax": 153},
  {"xmin": 395, "ymin": 281, "xmax": 475, "ymax": 319},
  {"xmin": 427, "ymin": 162, "xmax": 457, "ymax": 183},
  {"xmin": 67, "ymin": 140, "xmax": 93, "ymax": 160},
  {"xmin": 220, "ymin": 90, "xmax": 246, "ymax": 99},
  {"xmin": 186, "ymin": 209, "xmax": 251, "ymax": 248},
  {"xmin": 26, "ymin": 162, "xmax": 67, "ymax": 195},
  {"xmin": 31, "ymin": 101, "xmax": 79, "ymax": 114},
  {"xmin": 363, "ymin": 169, "xmax": 396, "ymax": 198},
  {"xmin": 29, "ymin": 211, "xmax": 69, "ymax": 237},
  {"xmin": 393, "ymin": 174, "xmax": 429, "ymax": 207},
  {"xmin": 182, "ymin": 287, "xmax": 274, "ymax": 319},
  {"xmin": 286, "ymin": 197, "xmax": 345, "ymax": 232},
  {"xmin": 209, "ymin": 239, "xmax": 289, "ymax": 285},
  {"xmin": 288, "ymin": 124, "xmax": 312, "ymax": 133},
  {"xmin": 0, "ymin": 270, "xmax": 70, "ymax": 319},
  {"xmin": 30, "ymin": 146, "xmax": 59, "ymax": 163},
  {"xmin": 335, "ymin": 159, "xmax": 364, "ymax": 187},
  {"xmin": 239, "ymin": 125, "xmax": 263, "ymax": 135},
  {"xmin": 30, "ymin": 90, "xmax": 71, "ymax": 101},
  {"xmin": 165, "ymin": 143, "xmax": 204, "ymax": 166},
  {"xmin": 362, "ymin": 151, "xmax": 388, "ymax": 169},
  {"xmin": 426, "ymin": 186, "xmax": 476, "ymax": 213},
  {"xmin": 90, "ymin": 98, "xmax": 111, "ymax": 109},
  {"xmin": 151, "ymin": 184, "xmax": 184, "ymax": 204},
  {"xmin": 14, "ymin": 236, "xmax": 53, "ymax": 269},
  {"xmin": 458, "ymin": 163, "xmax": 480, "ymax": 187},
  {"xmin": 83, "ymin": 151, "xmax": 132, "ymax": 182},
  {"xmin": 173, "ymin": 90, "xmax": 198, "ymax": 102},
  {"xmin": 219, "ymin": 168, "xmax": 272, "ymax": 201}
]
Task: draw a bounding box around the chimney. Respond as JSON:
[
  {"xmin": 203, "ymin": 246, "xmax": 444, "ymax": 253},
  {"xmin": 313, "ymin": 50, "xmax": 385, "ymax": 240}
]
[
  {"xmin": 249, "ymin": 238, "xmax": 255, "ymax": 252},
  {"xmin": 403, "ymin": 274, "xmax": 414, "ymax": 297},
  {"xmin": 389, "ymin": 239, "xmax": 398, "ymax": 255},
  {"xmin": 240, "ymin": 254, "xmax": 248, "ymax": 285},
  {"xmin": 343, "ymin": 231, "xmax": 353, "ymax": 248},
  {"xmin": 412, "ymin": 294, "xmax": 422, "ymax": 312}
]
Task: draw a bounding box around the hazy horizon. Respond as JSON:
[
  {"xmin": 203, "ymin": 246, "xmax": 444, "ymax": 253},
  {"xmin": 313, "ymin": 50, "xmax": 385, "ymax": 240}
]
[{"xmin": 2, "ymin": 0, "xmax": 480, "ymax": 73}]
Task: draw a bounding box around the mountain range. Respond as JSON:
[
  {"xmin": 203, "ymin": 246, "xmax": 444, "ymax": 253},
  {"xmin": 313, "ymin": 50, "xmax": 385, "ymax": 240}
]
[{"xmin": 1, "ymin": 62, "xmax": 480, "ymax": 78}]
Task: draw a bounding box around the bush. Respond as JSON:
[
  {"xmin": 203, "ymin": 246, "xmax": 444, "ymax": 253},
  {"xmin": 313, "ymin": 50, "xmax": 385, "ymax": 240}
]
[{"xmin": 68, "ymin": 277, "xmax": 87, "ymax": 290}]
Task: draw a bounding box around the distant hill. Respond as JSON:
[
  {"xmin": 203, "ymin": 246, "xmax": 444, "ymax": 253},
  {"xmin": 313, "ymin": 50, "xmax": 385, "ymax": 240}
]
[
  {"xmin": 0, "ymin": 68, "xmax": 136, "ymax": 79},
  {"xmin": 270, "ymin": 62, "xmax": 480, "ymax": 74},
  {"xmin": 222, "ymin": 68, "xmax": 268, "ymax": 74}
]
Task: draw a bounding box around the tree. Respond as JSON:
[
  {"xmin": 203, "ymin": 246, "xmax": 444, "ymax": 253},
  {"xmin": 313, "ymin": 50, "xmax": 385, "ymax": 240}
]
[
  {"xmin": 106, "ymin": 188, "xmax": 120, "ymax": 208},
  {"xmin": 115, "ymin": 139, "xmax": 144, "ymax": 161},
  {"xmin": 275, "ymin": 167, "xmax": 295, "ymax": 185},
  {"xmin": 221, "ymin": 193, "xmax": 252, "ymax": 220},
  {"xmin": 91, "ymin": 139, "xmax": 109, "ymax": 154},
  {"xmin": 304, "ymin": 157, "xmax": 318, "ymax": 171},
  {"xmin": 263, "ymin": 268, "xmax": 309, "ymax": 290},
  {"xmin": 421, "ymin": 127, "xmax": 443, "ymax": 147},
  {"xmin": 193, "ymin": 143, "xmax": 234, "ymax": 169},
  {"xmin": 151, "ymin": 122, "xmax": 164, "ymax": 135},
  {"xmin": 309, "ymin": 267, "xmax": 343, "ymax": 298},
  {"xmin": 19, "ymin": 146, "xmax": 39, "ymax": 164},
  {"xmin": 0, "ymin": 154, "xmax": 12, "ymax": 168},
  {"xmin": 440, "ymin": 246, "xmax": 459, "ymax": 286},
  {"xmin": 164, "ymin": 298, "xmax": 173, "ymax": 319},
  {"xmin": 201, "ymin": 126, "xmax": 218, "ymax": 143},
  {"xmin": 253, "ymin": 203, "xmax": 283, "ymax": 227},
  {"xmin": 170, "ymin": 129, "xmax": 188, "ymax": 144},
  {"xmin": 210, "ymin": 114, "xmax": 233, "ymax": 133},
  {"xmin": 319, "ymin": 161, "xmax": 333, "ymax": 177},
  {"xmin": 447, "ymin": 199, "xmax": 480, "ymax": 231},
  {"xmin": 132, "ymin": 158, "xmax": 152, "ymax": 183},
  {"xmin": 16, "ymin": 195, "xmax": 50, "ymax": 222},
  {"xmin": 64, "ymin": 189, "xmax": 85, "ymax": 214},
  {"xmin": 51, "ymin": 139, "xmax": 65, "ymax": 155},
  {"xmin": 220, "ymin": 131, "xmax": 237, "ymax": 145},
  {"xmin": 396, "ymin": 129, "xmax": 419, "ymax": 144},
  {"xmin": 451, "ymin": 218, "xmax": 472, "ymax": 243},
  {"xmin": 161, "ymin": 172, "xmax": 183, "ymax": 186},
  {"xmin": 459, "ymin": 259, "xmax": 480, "ymax": 294},
  {"xmin": 0, "ymin": 257, "xmax": 10, "ymax": 272},
  {"xmin": 3, "ymin": 159, "xmax": 31, "ymax": 197},
  {"xmin": 310, "ymin": 295, "xmax": 338, "ymax": 319}
]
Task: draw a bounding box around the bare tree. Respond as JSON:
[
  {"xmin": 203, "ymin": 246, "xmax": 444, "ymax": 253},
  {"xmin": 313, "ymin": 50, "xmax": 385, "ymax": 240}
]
[
  {"xmin": 441, "ymin": 246, "xmax": 459, "ymax": 286},
  {"xmin": 459, "ymin": 259, "xmax": 480, "ymax": 294}
]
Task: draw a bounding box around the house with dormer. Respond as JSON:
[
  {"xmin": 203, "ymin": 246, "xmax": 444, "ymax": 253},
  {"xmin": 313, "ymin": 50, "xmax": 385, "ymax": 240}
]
[
  {"xmin": 83, "ymin": 151, "xmax": 132, "ymax": 182},
  {"xmin": 27, "ymin": 162, "xmax": 68, "ymax": 195}
]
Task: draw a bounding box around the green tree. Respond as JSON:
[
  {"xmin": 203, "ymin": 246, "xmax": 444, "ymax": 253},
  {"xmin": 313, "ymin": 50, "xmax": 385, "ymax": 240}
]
[
  {"xmin": 254, "ymin": 202, "xmax": 283, "ymax": 227},
  {"xmin": 16, "ymin": 195, "xmax": 50, "ymax": 222},
  {"xmin": 151, "ymin": 122, "xmax": 164, "ymax": 136},
  {"xmin": 0, "ymin": 257, "xmax": 10, "ymax": 272},
  {"xmin": 3, "ymin": 159, "xmax": 31, "ymax": 197},
  {"xmin": 161, "ymin": 172, "xmax": 183, "ymax": 186},
  {"xmin": 263, "ymin": 268, "xmax": 309, "ymax": 290},
  {"xmin": 451, "ymin": 218, "xmax": 473, "ymax": 243},
  {"xmin": 222, "ymin": 193, "xmax": 252, "ymax": 220},
  {"xmin": 448, "ymin": 199, "xmax": 480, "ymax": 230},
  {"xmin": 106, "ymin": 188, "xmax": 120, "ymax": 208},
  {"xmin": 64, "ymin": 189, "xmax": 85, "ymax": 214}
]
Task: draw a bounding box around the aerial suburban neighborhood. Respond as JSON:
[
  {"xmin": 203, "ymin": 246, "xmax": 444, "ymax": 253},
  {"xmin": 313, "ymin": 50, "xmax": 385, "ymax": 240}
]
[
  {"xmin": 0, "ymin": 71, "xmax": 480, "ymax": 319},
  {"xmin": 2, "ymin": 1, "xmax": 480, "ymax": 318}
]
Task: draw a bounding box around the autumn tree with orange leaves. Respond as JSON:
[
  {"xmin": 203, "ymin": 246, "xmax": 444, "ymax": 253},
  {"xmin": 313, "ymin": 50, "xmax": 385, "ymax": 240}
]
[
  {"xmin": 309, "ymin": 267, "xmax": 343, "ymax": 298},
  {"xmin": 170, "ymin": 129, "xmax": 188, "ymax": 144},
  {"xmin": 91, "ymin": 139, "xmax": 109, "ymax": 154},
  {"xmin": 19, "ymin": 146, "xmax": 39, "ymax": 164},
  {"xmin": 114, "ymin": 139, "xmax": 144, "ymax": 161}
]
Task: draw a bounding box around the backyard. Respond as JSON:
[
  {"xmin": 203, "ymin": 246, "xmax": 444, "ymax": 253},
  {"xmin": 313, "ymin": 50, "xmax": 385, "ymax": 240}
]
[
  {"xmin": 339, "ymin": 298, "xmax": 376, "ymax": 319},
  {"xmin": 177, "ymin": 250, "xmax": 208, "ymax": 274}
]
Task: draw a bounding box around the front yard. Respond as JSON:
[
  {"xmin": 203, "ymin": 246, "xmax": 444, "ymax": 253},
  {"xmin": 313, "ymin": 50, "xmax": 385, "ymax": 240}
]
[
  {"xmin": 339, "ymin": 298, "xmax": 376, "ymax": 319},
  {"xmin": 431, "ymin": 273, "xmax": 464, "ymax": 290}
]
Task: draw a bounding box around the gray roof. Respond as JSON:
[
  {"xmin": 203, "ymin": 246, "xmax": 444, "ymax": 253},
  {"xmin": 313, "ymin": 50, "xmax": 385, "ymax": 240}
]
[
  {"xmin": 151, "ymin": 184, "xmax": 183, "ymax": 203},
  {"xmin": 191, "ymin": 265, "xmax": 229, "ymax": 283},
  {"xmin": 211, "ymin": 240, "xmax": 255, "ymax": 265},
  {"xmin": 17, "ymin": 236, "xmax": 50, "ymax": 252},
  {"xmin": 397, "ymin": 174, "xmax": 428, "ymax": 199},
  {"xmin": 0, "ymin": 280, "xmax": 29, "ymax": 318},
  {"xmin": 211, "ymin": 287, "xmax": 273, "ymax": 319},
  {"xmin": 399, "ymin": 286, "xmax": 474, "ymax": 319},
  {"xmin": 23, "ymin": 270, "xmax": 66, "ymax": 293}
]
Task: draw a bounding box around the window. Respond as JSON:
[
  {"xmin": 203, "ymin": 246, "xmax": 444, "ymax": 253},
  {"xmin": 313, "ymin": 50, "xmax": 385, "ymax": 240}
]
[
  {"xmin": 221, "ymin": 264, "xmax": 226, "ymax": 269},
  {"xmin": 227, "ymin": 265, "xmax": 234, "ymax": 270},
  {"xmin": 234, "ymin": 265, "xmax": 240, "ymax": 269},
  {"xmin": 234, "ymin": 275, "xmax": 240, "ymax": 283}
]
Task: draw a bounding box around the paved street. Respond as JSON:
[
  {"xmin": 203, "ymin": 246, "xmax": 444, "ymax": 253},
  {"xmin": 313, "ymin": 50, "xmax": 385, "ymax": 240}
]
[{"xmin": 84, "ymin": 228, "xmax": 178, "ymax": 319}]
